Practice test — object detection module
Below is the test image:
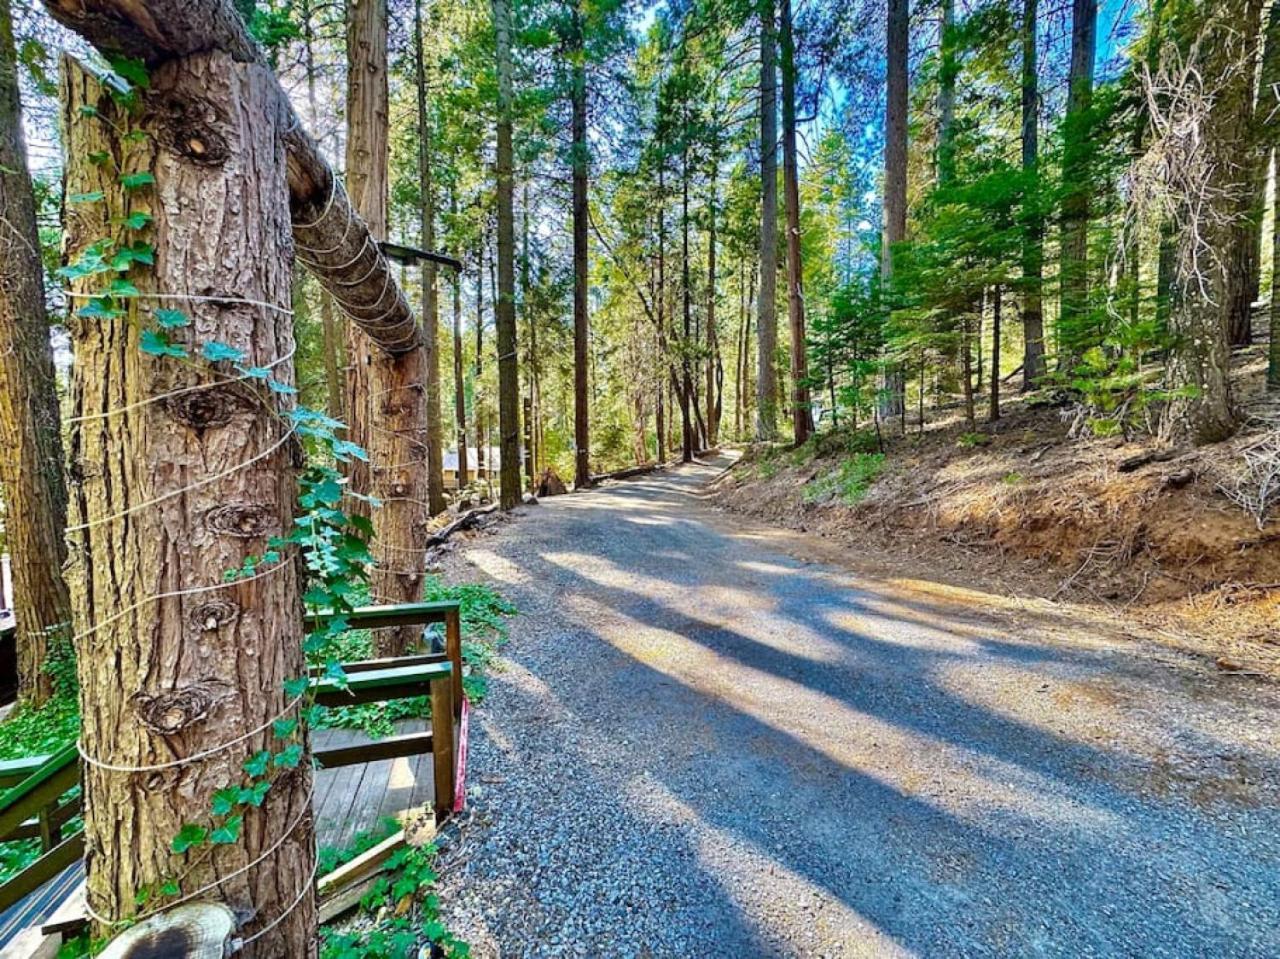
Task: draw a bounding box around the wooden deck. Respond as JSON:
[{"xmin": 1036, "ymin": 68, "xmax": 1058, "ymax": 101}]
[
  {"xmin": 312, "ymin": 720, "xmax": 439, "ymax": 851},
  {"xmin": 0, "ymin": 722, "xmax": 438, "ymax": 952}
]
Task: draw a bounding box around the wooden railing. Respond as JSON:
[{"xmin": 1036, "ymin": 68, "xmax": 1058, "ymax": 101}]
[{"xmin": 0, "ymin": 600, "xmax": 466, "ymax": 918}]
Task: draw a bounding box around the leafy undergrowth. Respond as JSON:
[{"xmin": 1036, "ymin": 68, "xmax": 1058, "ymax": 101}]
[
  {"xmin": 319, "ymin": 823, "xmax": 470, "ymax": 959},
  {"xmin": 714, "ymin": 364, "xmax": 1280, "ymax": 673},
  {"xmin": 315, "ymin": 576, "xmax": 515, "ymax": 737}
]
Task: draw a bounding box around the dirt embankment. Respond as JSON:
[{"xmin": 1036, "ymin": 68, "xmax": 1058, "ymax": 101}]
[{"xmin": 710, "ymin": 369, "xmax": 1280, "ymax": 674}]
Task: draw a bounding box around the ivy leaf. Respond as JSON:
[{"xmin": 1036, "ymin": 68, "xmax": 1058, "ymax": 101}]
[
  {"xmin": 238, "ymin": 780, "xmax": 271, "ymax": 808},
  {"xmin": 272, "ymin": 717, "xmax": 298, "ymax": 739},
  {"xmin": 171, "ymin": 823, "xmax": 207, "ymax": 854},
  {"xmin": 211, "ymin": 787, "xmax": 240, "ymax": 816},
  {"xmin": 154, "ymin": 308, "xmax": 189, "ymax": 329},
  {"xmin": 160, "ymin": 879, "xmax": 180, "ymax": 897},
  {"xmin": 242, "ymin": 750, "xmax": 271, "ymax": 777},
  {"xmin": 107, "ymin": 55, "xmax": 150, "ymax": 89},
  {"xmin": 283, "ymin": 675, "xmax": 310, "ymax": 698},
  {"xmin": 119, "ymin": 171, "xmax": 156, "ymax": 190},
  {"xmin": 312, "ymin": 476, "xmax": 343, "ymax": 506},
  {"xmin": 273, "ymin": 744, "xmax": 304, "ymax": 770},
  {"xmin": 88, "ymin": 150, "xmax": 110, "ymax": 166},
  {"xmin": 240, "ymin": 365, "xmax": 271, "ymax": 380},
  {"xmin": 330, "ymin": 439, "xmax": 369, "ymax": 463},
  {"xmin": 78, "ymin": 105, "xmax": 99, "ymax": 117},
  {"xmin": 210, "ymin": 814, "xmax": 243, "ymax": 845},
  {"xmin": 266, "ymin": 378, "xmax": 297, "ymax": 395},
  {"xmin": 117, "ymin": 210, "xmax": 152, "ymax": 230},
  {"xmin": 202, "ymin": 340, "xmax": 246, "ymax": 363},
  {"xmin": 77, "ymin": 297, "xmax": 124, "ymax": 320},
  {"xmin": 110, "ymin": 241, "xmax": 154, "ymax": 270},
  {"xmin": 323, "ymin": 661, "xmax": 349, "ymax": 690},
  {"xmin": 139, "ymin": 329, "xmax": 187, "ymax": 359},
  {"xmin": 108, "ymin": 277, "xmax": 140, "ymax": 297},
  {"xmin": 68, "ymin": 191, "xmax": 105, "ymax": 204}
]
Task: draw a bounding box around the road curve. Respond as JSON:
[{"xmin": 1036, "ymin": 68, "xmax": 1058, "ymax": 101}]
[{"xmin": 435, "ymin": 456, "xmax": 1280, "ymax": 958}]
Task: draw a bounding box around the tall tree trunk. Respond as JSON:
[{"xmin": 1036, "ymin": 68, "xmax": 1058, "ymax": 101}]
[
  {"xmin": 451, "ymin": 192, "xmax": 469, "ymax": 486},
  {"xmin": 347, "ymin": 0, "xmax": 427, "ymax": 651},
  {"xmin": 475, "ymin": 233, "xmax": 485, "ymax": 481},
  {"xmin": 880, "ymin": 0, "xmax": 908, "ymax": 420},
  {"xmin": 990, "ymin": 285, "xmax": 1002, "ymax": 421},
  {"xmin": 756, "ymin": 0, "xmax": 779, "ymax": 440},
  {"xmin": 1225, "ymin": 0, "xmax": 1266, "ymax": 347},
  {"xmin": 779, "ymin": 0, "xmax": 812, "ymax": 444},
  {"xmin": 493, "ymin": 0, "xmax": 521, "ymax": 508},
  {"xmin": 1263, "ymin": 0, "xmax": 1280, "ymax": 388},
  {"xmin": 1161, "ymin": 0, "xmax": 1260, "ymax": 442},
  {"xmin": 63, "ymin": 54, "xmax": 314, "ymax": 955},
  {"xmin": 1019, "ymin": 0, "xmax": 1045, "ymax": 389},
  {"xmin": 937, "ymin": 0, "xmax": 957, "ymax": 185},
  {"xmin": 1058, "ymin": 0, "xmax": 1098, "ymax": 367},
  {"xmin": 0, "ymin": 0, "xmax": 72, "ymax": 707},
  {"xmin": 571, "ymin": 6, "xmax": 591, "ymax": 488},
  {"xmin": 680, "ymin": 105, "xmax": 696, "ymax": 462},
  {"xmin": 414, "ymin": 0, "xmax": 446, "ymax": 516}
]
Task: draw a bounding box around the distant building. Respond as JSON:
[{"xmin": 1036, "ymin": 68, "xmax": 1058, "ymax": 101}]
[{"xmin": 443, "ymin": 447, "xmax": 504, "ymax": 486}]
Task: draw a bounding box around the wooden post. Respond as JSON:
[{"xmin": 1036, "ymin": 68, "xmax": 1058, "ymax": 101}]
[
  {"xmin": 429, "ymin": 671, "xmax": 455, "ymax": 822},
  {"xmin": 445, "ymin": 607, "xmax": 463, "ymax": 718}
]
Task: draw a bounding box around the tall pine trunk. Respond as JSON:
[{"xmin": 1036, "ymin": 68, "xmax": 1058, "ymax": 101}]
[
  {"xmin": 452, "ymin": 192, "xmax": 469, "ymax": 486},
  {"xmin": 414, "ymin": 0, "xmax": 446, "ymax": 515},
  {"xmin": 493, "ymin": 0, "xmax": 522, "ymax": 508},
  {"xmin": 1058, "ymin": 0, "xmax": 1098, "ymax": 367},
  {"xmin": 880, "ymin": 0, "xmax": 908, "ymax": 420},
  {"xmin": 571, "ymin": 6, "xmax": 591, "ymax": 487},
  {"xmin": 0, "ymin": 0, "xmax": 72, "ymax": 706},
  {"xmin": 756, "ymin": 0, "xmax": 779, "ymax": 440},
  {"xmin": 1019, "ymin": 0, "xmax": 1046, "ymax": 389},
  {"xmin": 63, "ymin": 54, "xmax": 314, "ymax": 955},
  {"xmin": 347, "ymin": 0, "xmax": 428, "ymax": 652},
  {"xmin": 779, "ymin": 0, "xmax": 812, "ymax": 443},
  {"xmin": 1161, "ymin": 0, "xmax": 1260, "ymax": 442}
]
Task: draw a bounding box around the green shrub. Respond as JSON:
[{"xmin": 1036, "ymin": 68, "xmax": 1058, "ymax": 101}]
[{"xmin": 804, "ymin": 452, "xmax": 886, "ymax": 505}]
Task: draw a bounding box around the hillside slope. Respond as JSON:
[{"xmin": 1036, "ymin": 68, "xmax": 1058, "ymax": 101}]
[{"xmin": 711, "ymin": 355, "xmax": 1280, "ymax": 674}]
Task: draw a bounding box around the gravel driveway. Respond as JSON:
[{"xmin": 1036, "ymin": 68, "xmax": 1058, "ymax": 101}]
[{"xmin": 435, "ymin": 456, "xmax": 1280, "ymax": 958}]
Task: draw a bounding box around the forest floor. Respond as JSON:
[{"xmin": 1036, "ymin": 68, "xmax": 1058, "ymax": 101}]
[
  {"xmin": 430, "ymin": 457, "xmax": 1280, "ymax": 957},
  {"xmin": 713, "ymin": 343, "xmax": 1280, "ymax": 680}
]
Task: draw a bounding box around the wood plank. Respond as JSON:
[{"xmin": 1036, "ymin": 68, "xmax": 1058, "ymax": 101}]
[
  {"xmin": 429, "ymin": 676, "xmax": 455, "ymax": 822},
  {"xmin": 316, "ymin": 830, "xmax": 404, "ymax": 899},
  {"xmin": 312, "ymin": 662, "xmax": 451, "ymax": 708},
  {"xmin": 3, "ymin": 800, "xmax": 79, "ymax": 844},
  {"xmin": 0, "ymin": 836, "xmax": 83, "ymax": 914},
  {"xmin": 0, "ymin": 751, "xmax": 79, "ymax": 841},
  {"xmin": 308, "ymin": 601, "xmax": 461, "ymax": 631},
  {"xmin": 310, "ymin": 653, "xmax": 444, "ymax": 678},
  {"xmin": 0, "ymin": 757, "xmax": 52, "ymax": 790},
  {"xmin": 314, "ymin": 732, "xmax": 434, "ymax": 770},
  {"xmin": 445, "ymin": 609, "xmax": 463, "ymax": 719}
]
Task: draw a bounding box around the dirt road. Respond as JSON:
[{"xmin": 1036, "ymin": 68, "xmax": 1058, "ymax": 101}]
[{"xmin": 435, "ymin": 456, "xmax": 1280, "ymax": 958}]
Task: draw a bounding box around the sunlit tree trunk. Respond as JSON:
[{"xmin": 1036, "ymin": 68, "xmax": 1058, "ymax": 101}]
[
  {"xmin": 779, "ymin": 0, "xmax": 812, "ymax": 443},
  {"xmin": 347, "ymin": 0, "xmax": 428, "ymax": 651},
  {"xmin": 452, "ymin": 192, "xmax": 469, "ymax": 487},
  {"xmin": 63, "ymin": 54, "xmax": 314, "ymax": 956},
  {"xmin": 756, "ymin": 0, "xmax": 779, "ymax": 440},
  {"xmin": 0, "ymin": 0, "xmax": 72, "ymax": 706},
  {"xmin": 414, "ymin": 0, "xmax": 446, "ymax": 515}
]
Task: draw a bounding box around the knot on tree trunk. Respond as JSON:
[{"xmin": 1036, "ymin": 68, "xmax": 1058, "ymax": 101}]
[
  {"xmin": 188, "ymin": 599, "xmax": 240, "ymax": 632},
  {"xmin": 131, "ymin": 681, "xmax": 236, "ymax": 735},
  {"xmin": 152, "ymin": 94, "xmax": 232, "ymax": 166},
  {"xmin": 205, "ymin": 503, "xmax": 279, "ymax": 538},
  {"xmin": 164, "ymin": 384, "xmax": 255, "ymax": 430}
]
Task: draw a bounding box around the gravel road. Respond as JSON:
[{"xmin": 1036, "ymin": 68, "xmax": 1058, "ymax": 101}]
[{"xmin": 434, "ymin": 455, "xmax": 1280, "ymax": 958}]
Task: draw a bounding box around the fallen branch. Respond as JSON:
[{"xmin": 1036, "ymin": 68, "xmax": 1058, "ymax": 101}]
[{"xmin": 426, "ymin": 503, "xmax": 499, "ymax": 547}]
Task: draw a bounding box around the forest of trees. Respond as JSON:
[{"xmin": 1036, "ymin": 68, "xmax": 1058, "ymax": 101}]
[{"xmin": 0, "ymin": 0, "xmax": 1277, "ymax": 950}]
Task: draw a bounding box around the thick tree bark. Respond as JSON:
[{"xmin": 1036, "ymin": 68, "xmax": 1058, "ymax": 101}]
[
  {"xmin": 452, "ymin": 193, "xmax": 470, "ymax": 484},
  {"xmin": 1262, "ymin": 1, "xmax": 1280, "ymax": 388},
  {"xmin": 41, "ymin": 0, "xmax": 417, "ymax": 355},
  {"xmin": 493, "ymin": 0, "xmax": 521, "ymax": 508},
  {"xmin": 880, "ymin": 0, "xmax": 908, "ymax": 420},
  {"xmin": 414, "ymin": 0, "xmax": 446, "ymax": 516},
  {"xmin": 937, "ymin": 0, "xmax": 957, "ymax": 186},
  {"xmin": 990, "ymin": 286, "xmax": 1002, "ymax": 421},
  {"xmin": 571, "ymin": 7, "xmax": 591, "ymax": 488},
  {"xmin": 347, "ymin": 0, "xmax": 428, "ymax": 652},
  {"xmin": 1224, "ymin": 0, "xmax": 1266, "ymax": 347},
  {"xmin": 779, "ymin": 0, "xmax": 812, "ymax": 444},
  {"xmin": 756, "ymin": 0, "xmax": 779, "ymax": 440},
  {"xmin": 1161, "ymin": 0, "xmax": 1260, "ymax": 443},
  {"xmin": 63, "ymin": 54, "xmax": 314, "ymax": 955},
  {"xmin": 1019, "ymin": 0, "xmax": 1045, "ymax": 390},
  {"xmin": 0, "ymin": 0, "xmax": 72, "ymax": 706},
  {"xmin": 1057, "ymin": 0, "xmax": 1098, "ymax": 367},
  {"xmin": 680, "ymin": 117, "xmax": 696, "ymax": 462},
  {"xmin": 318, "ymin": 289, "xmax": 343, "ymax": 421}
]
